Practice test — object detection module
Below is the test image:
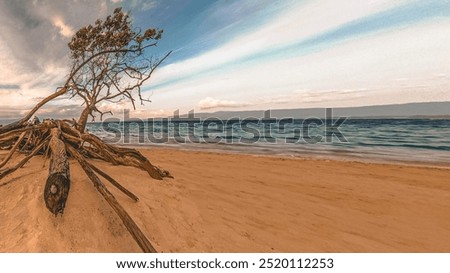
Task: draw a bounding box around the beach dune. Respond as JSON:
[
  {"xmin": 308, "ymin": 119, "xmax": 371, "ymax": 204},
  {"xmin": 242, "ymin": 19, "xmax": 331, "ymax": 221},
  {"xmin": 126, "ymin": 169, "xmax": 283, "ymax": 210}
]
[{"xmin": 0, "ymin": 148, "xmax": 449, "ymax": 252}]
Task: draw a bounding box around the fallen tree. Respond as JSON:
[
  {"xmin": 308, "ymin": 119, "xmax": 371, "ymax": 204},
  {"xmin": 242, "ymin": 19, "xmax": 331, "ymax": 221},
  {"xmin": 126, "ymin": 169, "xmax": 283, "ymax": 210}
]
[{"xmin": 0, "ymin": 8, "xmax": 172, "ymax": 253}]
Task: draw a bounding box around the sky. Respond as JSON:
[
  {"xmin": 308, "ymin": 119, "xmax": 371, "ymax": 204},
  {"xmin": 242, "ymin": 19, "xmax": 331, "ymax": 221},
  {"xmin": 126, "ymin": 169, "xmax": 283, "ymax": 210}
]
[{"xmin": 0, "ymin": 0, "xmax": 449, "ymax": 119}]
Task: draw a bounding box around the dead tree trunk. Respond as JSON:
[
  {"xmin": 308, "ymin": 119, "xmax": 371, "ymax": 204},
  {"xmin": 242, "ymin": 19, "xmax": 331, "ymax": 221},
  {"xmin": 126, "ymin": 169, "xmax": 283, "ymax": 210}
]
[
  {"xmin": 76, "ymin": 106, "xmax": 93, "ymax": 133},
  {"xmin": 44, "ymin": 128, "xmax": 70, "ymax": 215}
]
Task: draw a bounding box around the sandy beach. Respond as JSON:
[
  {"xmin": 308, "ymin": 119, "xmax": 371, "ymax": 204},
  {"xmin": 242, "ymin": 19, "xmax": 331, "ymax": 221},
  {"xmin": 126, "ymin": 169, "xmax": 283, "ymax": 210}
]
[{"xmin": 0, "ymin": 147, "xmax": 449, "ymax": 253}]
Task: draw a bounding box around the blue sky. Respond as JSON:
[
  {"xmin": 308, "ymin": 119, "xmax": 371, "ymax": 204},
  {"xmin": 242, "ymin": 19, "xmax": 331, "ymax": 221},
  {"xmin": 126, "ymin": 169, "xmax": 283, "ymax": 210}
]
[
  {"xmin": 132, "ymin": 0, "xmax": 293, "ymax": 64},
  {"xmin": 0, "ymin": 0, "xmax": 449, "ymax": 119}
]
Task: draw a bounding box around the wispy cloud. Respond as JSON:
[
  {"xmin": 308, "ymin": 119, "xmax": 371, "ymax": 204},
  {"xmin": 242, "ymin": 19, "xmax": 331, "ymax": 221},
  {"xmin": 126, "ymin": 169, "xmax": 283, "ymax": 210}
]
[
  {"xmin": 1, "ymin": 0, "xmax": 449, "ymax": 120},
  {"xmin": 144, "ymin": 1, "xmax": 450, "ymax": 112},
  {"xmin": 148, "ymin": 0, "xmax": 411, "ymax": 89},
  {"xmin": 52, "ymin": 16, "xmax": 75, "ymax": 38},
  {"xmin": 125, "ymin": 0, "xmax": 157, "ymax": 11},
  {"xmin": 198, "ymin": 97, "xmax": 253, "ymax": 110}
]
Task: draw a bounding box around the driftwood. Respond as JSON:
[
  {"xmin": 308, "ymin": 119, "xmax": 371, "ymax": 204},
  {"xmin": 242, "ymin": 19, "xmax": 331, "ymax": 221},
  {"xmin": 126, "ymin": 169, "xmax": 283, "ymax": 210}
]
[
  {"xmin": 0, "ymin": 137, "xmax": 49, "ymax": 180},
  {"xmin": 0, "ymin": 119, "xmax": 171, "ymax": 252},
  {"xmin": 0, "ymin": 132, "xmax": 26, "ymax": 169},
  {"xmin": 44, "ymin": 128, "xmax": 70, "ymax": 215},
  {"xmin": 89, "ymin": 163, "xmax": 139, "ymax": 202}
]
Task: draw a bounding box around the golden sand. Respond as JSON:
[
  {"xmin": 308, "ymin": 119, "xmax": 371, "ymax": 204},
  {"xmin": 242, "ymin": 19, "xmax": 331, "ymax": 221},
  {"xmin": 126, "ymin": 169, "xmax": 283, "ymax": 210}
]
[{"xmin": 1, "ymin": 148, "xmax": 449, "ymax": 252}]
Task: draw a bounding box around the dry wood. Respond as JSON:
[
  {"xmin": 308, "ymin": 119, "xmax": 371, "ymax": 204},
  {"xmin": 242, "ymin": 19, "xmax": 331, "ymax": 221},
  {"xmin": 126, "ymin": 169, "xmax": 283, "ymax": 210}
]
[
  {"xmin": 20, "ymin": 131, "xmax": 35, "ymax": 152},
  {"xmin": 0, "ymin": 137, "xmax": 49, "ymax": 180},
  {"xmin": 0, "ymin": 121, "xmax": 26, "ymax": 136},
  {"xmin": 0, "ymin": 123, "xmax": 50, "ymax": 142},
  {"xmin": 89, "ymin": 162, "xmax": 139, "ymax": 202},
  {"xmin": 66, "ymin": 144, "xmax": 157, "ymax": 253},
  {"xmin": 0, "ymin": 132, "xmax": 27, "ymax": 169},
  {"xmin": 61, "ymin": 132, "xmax": 82, "ymax": 144},
  {"xmin": 0, "ymin": 8, "xmax": 172, "ymax": 251},
  {"xmin": 44, "ymin": 128, "xmax": 71, "ymax": 215},
  {"xmin": 81, "ymin": 145, "xmax": 106, "ymax": 161},
  {"xmin": 0, "ymin": 126, "xmax": 34, "ymax": 145},
  {"xmin": 81, "ymin": 133, "xmax": 169, "ymax": 179},
  {"xmin": 42, "ymin": 139, "xmax": 51, "ymax": 168}
]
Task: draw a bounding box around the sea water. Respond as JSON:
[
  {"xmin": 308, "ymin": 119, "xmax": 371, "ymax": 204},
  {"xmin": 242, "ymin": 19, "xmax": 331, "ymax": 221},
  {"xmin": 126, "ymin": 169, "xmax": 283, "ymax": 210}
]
[{"xmin": 84, "ymin": 118, "xmax": 450, "ymax": 166}]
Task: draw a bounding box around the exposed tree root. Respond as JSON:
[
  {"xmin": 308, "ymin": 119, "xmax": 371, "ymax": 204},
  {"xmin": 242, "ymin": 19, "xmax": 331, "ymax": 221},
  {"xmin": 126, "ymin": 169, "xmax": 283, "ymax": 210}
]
[
  {"xmin": 89, "ymin": 162, "xmax": 140, "ymax": 202},
  {"xmin": 0, "ymin": 119, "xmax": 171, "ymax": 252},
  {"xmin": 0, "ymin": 7, "xmax": 172, "ymax": 253},
  {"xmin": 67, "ymin": 144, "xmax": 157, "ymax": 253},
  {"xmin": 0, "ymin": 132, "xmax": 27, "ymax": 169},
  {"xmin": 0, "ymin": 137, "xmax": 50, "ymax": 180}
]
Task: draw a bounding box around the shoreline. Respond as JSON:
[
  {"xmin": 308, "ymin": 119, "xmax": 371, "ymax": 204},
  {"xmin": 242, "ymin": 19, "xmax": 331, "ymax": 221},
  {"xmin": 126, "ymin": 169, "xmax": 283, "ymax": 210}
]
[
  {"xmin": 118, "ymin": 143, "xmax": 450, "ymax": 170},
  {"xmin": 1, "ymin": 147, "xmax": 450, "ymax": 252}
]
